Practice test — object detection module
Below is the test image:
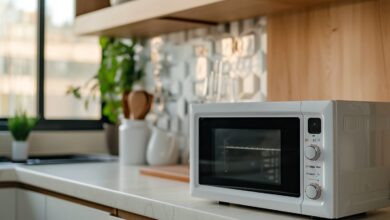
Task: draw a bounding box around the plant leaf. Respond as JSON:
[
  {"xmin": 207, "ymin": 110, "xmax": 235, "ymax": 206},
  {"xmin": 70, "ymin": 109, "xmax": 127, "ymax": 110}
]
[{"xmin": 8, "ymin": 110, "xmax": 37, "ymax": 141}]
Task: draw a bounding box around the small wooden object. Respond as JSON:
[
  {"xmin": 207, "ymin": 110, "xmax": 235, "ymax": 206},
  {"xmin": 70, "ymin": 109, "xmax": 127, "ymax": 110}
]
[
  {"xmin": 122, "ymin": 91, "xmax": 131, "ymax": 119},
  {"xmin": 128, "ymin": 91, "xmax": 153, "ymax": 120},
  {"xmin": 139, "ymin": 165, "xmax": 189, "ymax": 183}
]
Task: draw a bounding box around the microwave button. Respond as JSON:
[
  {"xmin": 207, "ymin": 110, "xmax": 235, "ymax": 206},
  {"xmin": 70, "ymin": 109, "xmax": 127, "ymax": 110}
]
[
  {"xmin": 308, "ymin": 118, "xmax": 322, "ymax": 134},
  {"xmin": 305, "ymin": 183, "xmax": 321, "ymax": 200},
  {"xmin": 305, "ymin": 145, "xmax": 321, "ymax": 161}
]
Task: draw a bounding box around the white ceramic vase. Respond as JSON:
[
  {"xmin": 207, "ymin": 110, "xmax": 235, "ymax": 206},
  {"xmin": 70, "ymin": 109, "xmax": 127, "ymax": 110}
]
[
  {"xmin": 146, "ymin": 127, "xmax": 179, "ymax": 166},
  {"xmin": 12, "ymin": 141, "xmax": 29, "ymax": 161},
  {"xmin": 119, "ymin": 119, "xmax": 150, "ymax": 165}
]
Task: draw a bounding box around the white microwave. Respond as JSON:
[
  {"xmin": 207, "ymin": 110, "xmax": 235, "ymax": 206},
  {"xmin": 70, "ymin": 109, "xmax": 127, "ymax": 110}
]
[{"xmin": 190, "ymin": 101, "xmax": 390, "ymax": 219}]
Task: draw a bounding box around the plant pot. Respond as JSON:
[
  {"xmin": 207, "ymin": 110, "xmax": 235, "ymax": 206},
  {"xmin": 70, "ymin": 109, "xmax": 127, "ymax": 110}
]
[
  {"xmin": 103, "ymin": 123, "xmax": 119, "ymax": 155},
  {"xmin": 12, "ymin": 141, "xmax": 29, "ymax": 161}
]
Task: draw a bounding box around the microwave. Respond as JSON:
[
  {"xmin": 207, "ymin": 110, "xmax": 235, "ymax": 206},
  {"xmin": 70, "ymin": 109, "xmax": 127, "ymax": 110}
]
[{"xmin": 190, "ymin": 101, "xmax": 390, "ymax": 219}]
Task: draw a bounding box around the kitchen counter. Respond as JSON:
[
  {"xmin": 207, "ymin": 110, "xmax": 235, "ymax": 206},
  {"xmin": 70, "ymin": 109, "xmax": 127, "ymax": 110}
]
[{"xmin": 0, "ymin": 162, "xmax": 389, "ymax": 220}]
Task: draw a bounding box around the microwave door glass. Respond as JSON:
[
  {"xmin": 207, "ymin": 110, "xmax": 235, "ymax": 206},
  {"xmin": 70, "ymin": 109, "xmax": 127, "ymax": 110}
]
[
  {"xmin": 214, "ymin": 129, "xmax": 281, "ymax": 186},
  {"xmin": 198, "ymin": 117, "xmax": 300, "ymax": 197}
]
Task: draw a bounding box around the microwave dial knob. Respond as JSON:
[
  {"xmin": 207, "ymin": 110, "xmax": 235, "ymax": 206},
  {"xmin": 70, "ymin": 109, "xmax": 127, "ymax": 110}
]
[
  {"xmin": 305, "ymin": 183, "xmax": 321, "ymax": 200},
  {"xmin": 305, "ymin": 145, "xmax": 321, "ymax": 161}
]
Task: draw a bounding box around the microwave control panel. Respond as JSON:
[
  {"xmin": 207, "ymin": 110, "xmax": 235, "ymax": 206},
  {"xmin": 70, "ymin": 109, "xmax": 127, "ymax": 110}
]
[{"xmin": 304, "ymin": 117, "xmax": 324, "ymax": 201}]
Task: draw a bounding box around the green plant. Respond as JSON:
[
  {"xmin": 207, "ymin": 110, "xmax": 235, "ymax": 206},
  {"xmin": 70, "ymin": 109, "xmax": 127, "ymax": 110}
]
[
  {"xmin": 8, "ymin": 111, "xmax": 38, "ymax": 141},
  {"xmin": 67, "ymin": 37, "xmax": 145, "ymax": 124}
]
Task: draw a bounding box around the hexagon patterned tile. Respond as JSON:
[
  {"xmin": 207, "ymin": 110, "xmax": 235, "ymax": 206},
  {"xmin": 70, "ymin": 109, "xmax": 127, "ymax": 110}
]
[{"xmin": 143, "ymin": 17, "xmax": 267, "ymax": 156}]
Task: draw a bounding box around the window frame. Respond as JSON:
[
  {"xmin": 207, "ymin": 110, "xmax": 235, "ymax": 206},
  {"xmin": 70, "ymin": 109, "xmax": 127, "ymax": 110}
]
[{"xmin": 0, "ymin": 0, "xmax": 103, "ymax": 131}]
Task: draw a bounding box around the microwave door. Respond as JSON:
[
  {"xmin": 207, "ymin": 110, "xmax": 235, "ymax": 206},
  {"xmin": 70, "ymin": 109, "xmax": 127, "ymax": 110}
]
[{"xmin": 199, "ymin": 117, "xmax": 300, "ymax": 197}]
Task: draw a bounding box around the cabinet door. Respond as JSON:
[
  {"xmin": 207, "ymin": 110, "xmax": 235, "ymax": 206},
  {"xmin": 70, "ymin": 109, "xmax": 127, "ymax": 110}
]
[
  {"xmin": 0, "ymin": 188, "xmax": 16, "ymax": 220},
  {"xmin": 45, "ymin": 196, "xmax": 112, "ymax": 220},
  {"xmin": 16, "ymin": 189, "xmax": 46, "ymax": 220}
]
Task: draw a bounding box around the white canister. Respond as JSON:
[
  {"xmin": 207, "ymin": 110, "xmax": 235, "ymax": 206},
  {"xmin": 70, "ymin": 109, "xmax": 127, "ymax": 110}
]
[
  {"xmin": 146, "ymin": 127, "xmax": 179, "ymax": 166},
  {"xmin": 119, "ymin": 119, "xmax": 150, "ymax": 165},
  {"xmin": 12, "ymin": 141, "xmax": 29, "ymax": 161}
]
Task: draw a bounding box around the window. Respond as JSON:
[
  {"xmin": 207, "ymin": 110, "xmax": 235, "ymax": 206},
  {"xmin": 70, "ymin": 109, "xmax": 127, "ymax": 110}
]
[
  {"xmin": 44, "ymin": 0, "xmax": 100, "ymax": 119},
  {"xmin": 0, "ymin": 0, "xmax": 102, "ymax": 130},
  {"xmin": 0, "ymin": 0, "xmax": 37, "ymax": 117}
]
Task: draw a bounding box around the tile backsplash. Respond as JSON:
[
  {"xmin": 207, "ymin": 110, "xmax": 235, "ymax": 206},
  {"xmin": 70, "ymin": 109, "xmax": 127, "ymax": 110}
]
[{"xmin": 140, "ymin": 17, "xmax": 267, "ymax": 159}]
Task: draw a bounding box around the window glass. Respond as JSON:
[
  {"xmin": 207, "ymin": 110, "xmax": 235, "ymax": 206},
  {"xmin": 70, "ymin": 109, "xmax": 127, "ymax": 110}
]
[
  {"xmin": 44, "ymin": 0, "xmax": 101, "ymax": 119},
  {"xmin": 0, "ymin": 0, "xmax": 37, "ymax": 117}
]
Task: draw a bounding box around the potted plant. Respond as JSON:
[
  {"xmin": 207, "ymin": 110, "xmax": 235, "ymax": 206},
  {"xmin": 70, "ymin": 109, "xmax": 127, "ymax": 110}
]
[
  {"xmin": 67, "ymin": 37, "xmax": 144, "ymax": 155},
  {"xmin": 8, "ymin": 111, "xmax": 37, "ymax": 161}
]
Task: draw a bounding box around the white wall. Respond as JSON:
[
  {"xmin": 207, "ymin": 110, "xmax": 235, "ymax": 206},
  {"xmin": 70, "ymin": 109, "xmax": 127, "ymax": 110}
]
[
  {"xmin": 0, "ymin": 131, "xmax": 107, "ymax": 156},
  {"xmin": 142, "ymin": 18, "xmax": 267, "ymax": 134}
]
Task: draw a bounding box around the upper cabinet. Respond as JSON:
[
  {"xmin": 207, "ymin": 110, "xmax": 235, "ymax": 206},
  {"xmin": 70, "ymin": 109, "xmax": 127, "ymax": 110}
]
[
  {"xmin": 74, "ymin": 0, "xmax": 346, "ymax": 38},
  {"xmin": 74, "ymin": 0, "xmax": 220, "ymax": 38}
]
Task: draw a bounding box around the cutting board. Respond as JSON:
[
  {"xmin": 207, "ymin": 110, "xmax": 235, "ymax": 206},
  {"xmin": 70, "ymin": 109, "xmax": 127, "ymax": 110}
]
[{"xmin": 139, "ymin": 165, "xmax": 189, "ymax": 183}]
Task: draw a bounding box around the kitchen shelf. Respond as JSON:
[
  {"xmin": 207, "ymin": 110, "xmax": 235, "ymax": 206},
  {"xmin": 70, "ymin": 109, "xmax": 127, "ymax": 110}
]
[
  {"xmin": 74, "ymin": 0, "xmax": 221, "ymax": 38},
  {"xmin": 168, "ymin": 0, "xmax": 340, "ymax": 23},
  {"xmin": 75, "ymin": 0, "xmax": 342, "ymax": 38}
]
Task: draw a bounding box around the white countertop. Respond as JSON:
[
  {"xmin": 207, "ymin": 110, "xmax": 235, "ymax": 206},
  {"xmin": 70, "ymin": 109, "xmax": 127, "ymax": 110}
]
[{"xmin": 0, "ymin": 162, "xmax": 389, "ymax": 220}]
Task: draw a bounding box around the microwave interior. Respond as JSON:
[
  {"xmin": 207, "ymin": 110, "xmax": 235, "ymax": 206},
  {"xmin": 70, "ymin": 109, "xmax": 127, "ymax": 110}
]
[{"xmin": 198, "ymin": 117, "xmax": 301, "ymax": 197}]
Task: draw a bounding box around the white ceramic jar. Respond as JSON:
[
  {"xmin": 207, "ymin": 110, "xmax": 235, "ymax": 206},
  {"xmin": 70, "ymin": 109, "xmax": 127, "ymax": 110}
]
[
  {"xmin": 119, "ymin": 119, "xmax": 151, "ymax": 165},
  {"xmin": 146, "ymin": 127, "xmax": 179, "ymax": 166}
]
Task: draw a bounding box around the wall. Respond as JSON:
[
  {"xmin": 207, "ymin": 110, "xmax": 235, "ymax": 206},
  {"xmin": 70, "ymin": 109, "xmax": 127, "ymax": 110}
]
[
  {"xmin": 0, "ymin": 131, "xmax": 107, "ymax": 156},
  {"xmin": 140, "ymin": 18, "xmax": 267, "ymax": 153},
  {"xmin": 268, "ymin": 0, "xmax": 390, "ymax": 101}
]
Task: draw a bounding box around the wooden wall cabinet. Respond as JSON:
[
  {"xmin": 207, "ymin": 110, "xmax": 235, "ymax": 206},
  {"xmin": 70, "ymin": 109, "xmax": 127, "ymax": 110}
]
[
  {"xmin": 74, "ymin": 0, "xmax": 350, "ymax": 38},
  {"xmin": 76, "ymin": 0, "xmax": 110, "ymax": 16},
  {"xmin": 268, "ymin": 0, "xmax": 390, "ymax": 101}
]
